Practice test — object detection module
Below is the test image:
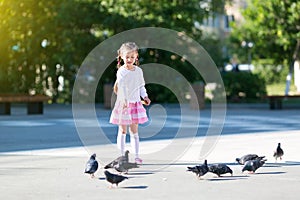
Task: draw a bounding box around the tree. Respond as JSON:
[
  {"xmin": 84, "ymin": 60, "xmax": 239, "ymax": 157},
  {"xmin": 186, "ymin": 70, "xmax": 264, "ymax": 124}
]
[
  {"xmin": 0, "ymin": 0, "xmax": 230, "ymax": 102},
  {"xmin": 229, "ymin": 0, "xmax": 300, "ymax": 83},
  {"xmin": 96, "ymin": 1, "xmax": 229, "ymax": 74},
  {"xmin": 0, "ymin": 0, "xmax": 100, "ymax": 102}
]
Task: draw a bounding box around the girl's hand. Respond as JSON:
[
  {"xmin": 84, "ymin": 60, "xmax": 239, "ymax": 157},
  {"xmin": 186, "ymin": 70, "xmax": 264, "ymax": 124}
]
[{"xmin": 142, "ymin": 97, "xmax": 151, "ymax": 106}]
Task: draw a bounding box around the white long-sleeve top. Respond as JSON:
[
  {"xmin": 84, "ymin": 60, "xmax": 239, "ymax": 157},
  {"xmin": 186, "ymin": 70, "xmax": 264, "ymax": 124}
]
[{"xmin": 116, "ymin": 65, "xmax": 147, "ymax": 103}]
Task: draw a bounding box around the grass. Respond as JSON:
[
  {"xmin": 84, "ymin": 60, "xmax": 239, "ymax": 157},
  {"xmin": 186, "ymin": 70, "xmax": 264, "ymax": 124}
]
[
  {"xmin": 204, "ymin": 82, "xmax": 300, "ymax": 104},
  {"xmin": 267, "ymin": 83, "xmax": 300, "ymax": 106},
  {"xmin": 266, "ymin": 82, "xmax": 299, "ymax": 95}
]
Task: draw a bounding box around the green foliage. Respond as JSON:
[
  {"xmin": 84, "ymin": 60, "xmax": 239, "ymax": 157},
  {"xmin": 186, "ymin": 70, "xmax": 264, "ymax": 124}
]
[
  {"xmin": 0, "ymin": 0, "xmax": 100, "ymax": 102},
  {"xmin": 98, "ymin": 0, "xmax": 203, "ymax": 38},
  {"xmin": 94, "ymin": 0, "xmax": 229, "ymax": 103},
  {"xmin": 266, "ymin": 83, "xmax": 298, "ymax": 96},
  {"xmin": 200, "ymin": 37, "xmax": 225, "ymax": 67},
  {"xmin": 147, "ymin": 84, "xmax": 179, "ymax": 103},
  {"xmin": 219, "ymin": 72, "xmax": 267, "ymax": 101},
  {"xmin": 0, "ymin": 0, "xmax": 229, "ymax": 103},
  {"xmin": 228, "ymin": 0, "xmax": 300, "ymax": 79},
  {"xmin": 252, "ymin": 59, "xmax": 289, "ymax": 84}
]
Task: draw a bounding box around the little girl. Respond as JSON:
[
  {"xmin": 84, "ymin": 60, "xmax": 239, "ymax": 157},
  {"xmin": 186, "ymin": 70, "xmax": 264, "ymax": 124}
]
[{"xmin": 109, "ymin": 42, "xmax": 151, "ymax": 164}]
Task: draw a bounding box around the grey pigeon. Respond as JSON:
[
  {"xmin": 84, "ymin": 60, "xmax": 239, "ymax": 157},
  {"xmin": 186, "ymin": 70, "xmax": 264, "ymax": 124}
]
[
  {"xmin": 104, "ymin": 170, "xmax": 128, "ymax": 187},
  {"xmin": 187, "ymin": 160, "xmax": 209, "ymax": 178},
  {"xmin": 236, "ymin": 154, "xmax": 265, "ymax": 165},
  {"xmin": 104, "ymin": 150, "xmax": 130, "ymax": 169},
  {"xmin": 208, "ymin": 164, "xmax": 233, "ymax": 177},
  {"xmin": 273, "ymin": 143, "xmax": 284, "ymax": 161},
  {"xmin": 84, "ymin": 153, "xmax": 99, "ymax": 178},
  {"xmin": 114, "ymin": 161, "xmax": 139, "ymax": 173},
  {"xmin": 242, "ymin": 158, "xmax": 267, "ymax": 173}
]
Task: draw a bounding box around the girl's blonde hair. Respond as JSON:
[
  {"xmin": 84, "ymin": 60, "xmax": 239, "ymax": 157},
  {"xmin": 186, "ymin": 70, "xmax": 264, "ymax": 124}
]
[
  {"xmin": 116, "ymin": 42, "xmax": 139, "ymax": 68},
  {"xmin": 114, "ymin": 42, "xmax": 139, "ymax": 94}
]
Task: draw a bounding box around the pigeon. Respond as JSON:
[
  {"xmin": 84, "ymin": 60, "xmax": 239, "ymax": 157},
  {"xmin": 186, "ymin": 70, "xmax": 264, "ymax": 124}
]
[
  {"xmin": 187, "ymin": 160, "xmax": 209, "ymax": 179},
  {"xmin": 273, "ymin": 143, "xmax": 284, "ymax": 161},
  {"xmin": 104, "ymin": 150, "xmax": 130, "ymax": 169},
  {"xmin": 84, "ymin": 153, "xmax": 99, "ymax": 178},
  {"xmin": 208, "ymin": 164, "xmax": 233, "ymax": 177},
  {"xmin": 242, "ymin": 158, "xmax": 267, "ymax": 173},
  {"xmin": 114, "ymin": 161, "xmax": 139, "ymax": 173},
  {"xmin": 104, "ymin": 170, "xmax": 128, "ymax": 187},
  {"xmin": 236, "ymin": 154, "xmax": 265, "ymax": 165}
]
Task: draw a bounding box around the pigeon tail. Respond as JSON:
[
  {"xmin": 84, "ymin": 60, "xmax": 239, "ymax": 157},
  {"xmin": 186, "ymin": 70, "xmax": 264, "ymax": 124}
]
[
  {"xmin": 104, "ymin": 164, "xmax": 113, "ymax": 169},
  {"xmin": 187, "ymin": 166, "xmax": 197, "ymax": 173}
]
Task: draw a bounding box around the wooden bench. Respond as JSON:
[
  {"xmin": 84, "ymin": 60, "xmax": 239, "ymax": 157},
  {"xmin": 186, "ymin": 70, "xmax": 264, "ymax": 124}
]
[
  {"xmin": 0, "ymin": 94, "xmax": 51, "ymax": 115},
  {"xmin": 267, "ymin": 95, "xmax": 300, "ymax": 109}
]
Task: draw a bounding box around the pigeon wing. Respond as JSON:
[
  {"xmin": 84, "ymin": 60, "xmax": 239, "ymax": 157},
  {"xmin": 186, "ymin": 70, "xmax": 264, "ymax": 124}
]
[
  {"xmin": 242, "ymin": 160, "xmax": 255, "ymax": 172},
  {"xmin": 196, "ymin": 163, "xmax": 209, "ymax": 176},
  {"xmin": 241, "ymin": 154, "xmax": 258, "ymax": 163},
  {"xmin": 104, "ymin": 159, "xmax": 118, "ymax": 169},
  {"xmin": 85, "ymin": 159, "xmax": 98, "ymax": 174},
  {"xmin": 114, "ymin": 174, "xmax": 128, "ymax": 186},
  {"xmin": 208, "ymin": 164, "xmax": 232, "ymax": 176},
  {"xmin": 104, "ymin": 154, "xmax": 126, "ymax": 169},
  {"xmin": 104, "ymin": 170, "xmax": 128, "ymax": 186}
]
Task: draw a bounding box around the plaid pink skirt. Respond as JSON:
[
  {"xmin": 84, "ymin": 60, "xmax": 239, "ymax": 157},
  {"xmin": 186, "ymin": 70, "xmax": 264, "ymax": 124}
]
[{"xmin": 109, "ymin": 101, "xmax": 148, "ymax": 125}]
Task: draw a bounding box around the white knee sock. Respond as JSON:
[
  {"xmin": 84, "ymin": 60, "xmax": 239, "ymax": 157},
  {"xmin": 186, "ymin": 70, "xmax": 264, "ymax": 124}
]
[
  {"xmin": 130, "ymin": 133, "xmax": 139, "ymax": 158},
  {"xmin": 117, "ymin": 131, "xmax": 126, "ymax": 155}
]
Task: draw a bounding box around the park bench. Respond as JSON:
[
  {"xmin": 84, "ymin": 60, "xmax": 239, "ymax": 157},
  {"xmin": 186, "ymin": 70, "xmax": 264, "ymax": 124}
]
[
  {"xmin": 0, "ymin": 94, "xmax": 51, "ymax": 115},
  {"xmin": 267, "ymin": 94, "xmax": 300, "ymax": 109}
]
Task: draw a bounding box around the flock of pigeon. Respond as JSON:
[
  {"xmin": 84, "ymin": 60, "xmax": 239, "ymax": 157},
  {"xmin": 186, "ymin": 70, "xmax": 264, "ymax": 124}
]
[
  {"xmin": 84, "ymin": 142, "xmax": 284, "ymax": 187},
  {"xmin": 187, "ymin": 142, "xmax": 284, "ymax": 179},
  {"xmin": 84, "ymin": 150, "xmax": 139, "ymax": 187}
]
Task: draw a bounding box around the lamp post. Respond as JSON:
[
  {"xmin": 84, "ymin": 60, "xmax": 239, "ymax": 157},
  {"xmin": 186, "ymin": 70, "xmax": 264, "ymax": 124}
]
[{"xmin": 241, "ymin": 41, "xmax": 254, "ymax": 65}]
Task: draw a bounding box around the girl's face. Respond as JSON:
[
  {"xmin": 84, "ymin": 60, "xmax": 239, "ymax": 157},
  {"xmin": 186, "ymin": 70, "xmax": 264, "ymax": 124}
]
[{"xmin": 121, "ymin": 51, "xmax": 138, "ymax": 67}]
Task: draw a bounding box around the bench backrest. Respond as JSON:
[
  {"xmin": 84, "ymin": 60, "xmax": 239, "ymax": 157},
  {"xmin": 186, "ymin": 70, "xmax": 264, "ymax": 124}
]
[{"xmin": 0, "ymin": 94, "xmax": 51, "ymax": 103}]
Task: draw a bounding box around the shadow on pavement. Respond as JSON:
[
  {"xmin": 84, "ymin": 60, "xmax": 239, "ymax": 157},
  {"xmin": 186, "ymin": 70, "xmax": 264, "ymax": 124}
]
[
  {"xmin": 255, "ymin": 171, "xmax": 286, "ymax": 175},
  {"xmin": 207, "ymin": 176, "xmax": 249, "ymax": 181},
  {"xmin": 127, "ymin": 171, "xmax": 154, "ymax": 175},
  {"xmin": 121, "ymin": 185, "xmax": 148, "ymax": 189},
  {"xmin": 265, "ymin": 161, "xmax": 300, "ymax": 167}
]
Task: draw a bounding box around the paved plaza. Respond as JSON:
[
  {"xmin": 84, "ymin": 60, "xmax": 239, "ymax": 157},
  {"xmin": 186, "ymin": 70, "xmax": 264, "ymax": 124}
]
[{"xmin": 0, "ymin": 103, "xmax": 300, "ymax": 200}]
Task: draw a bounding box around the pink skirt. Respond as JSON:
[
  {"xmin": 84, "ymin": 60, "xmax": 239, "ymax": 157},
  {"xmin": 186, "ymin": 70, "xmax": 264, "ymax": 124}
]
[{"xmin": 109, "ymin": 101, "xmax": 148, "ymax": 125}]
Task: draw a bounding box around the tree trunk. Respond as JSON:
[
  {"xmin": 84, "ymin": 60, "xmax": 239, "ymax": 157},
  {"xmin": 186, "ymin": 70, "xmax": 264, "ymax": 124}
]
[{"xmin": 286, "ymin": 39, "xmax": 300, "ymax": 95}]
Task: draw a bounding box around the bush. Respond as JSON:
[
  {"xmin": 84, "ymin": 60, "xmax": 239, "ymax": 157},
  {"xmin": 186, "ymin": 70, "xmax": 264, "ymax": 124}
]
[
  {"xmin": 252, "ymin": 59, "xmax": 289, "ymax": 84},
  {"xmin": 219, "ymin": 71, "xmax": 267, "ymax": 102}
]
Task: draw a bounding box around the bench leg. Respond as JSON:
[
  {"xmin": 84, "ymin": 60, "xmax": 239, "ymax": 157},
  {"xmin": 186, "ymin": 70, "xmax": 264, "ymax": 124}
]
[
  {"xmin": 27, "ymin": 102, "xmax": 43, "ymax": 114},
  {"xmin": 269, "ymin": 99, "xmax": 283, "ymax": 109},
  {"xmin": 0, "ymin": 103, "xmax": 11, "ymax": 115},
  {"xmin": 276, "ymin": 100, "xmax": 282, "ymax": 109},
  {"xmin": 269, "ymin": 99, "xmax": 275, "ymax": 109}
]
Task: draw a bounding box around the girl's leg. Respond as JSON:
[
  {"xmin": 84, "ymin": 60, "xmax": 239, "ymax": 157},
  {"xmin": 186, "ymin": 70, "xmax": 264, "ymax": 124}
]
[
  {"xmin": 117, "ymin": 125, "xmax": 127, "ymax": 155},
  {"xmin": 129, "ymin": 123, "xmax": 142, "ymax": 163}
]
